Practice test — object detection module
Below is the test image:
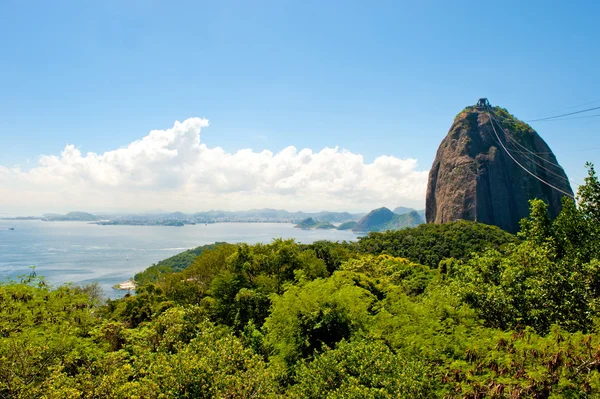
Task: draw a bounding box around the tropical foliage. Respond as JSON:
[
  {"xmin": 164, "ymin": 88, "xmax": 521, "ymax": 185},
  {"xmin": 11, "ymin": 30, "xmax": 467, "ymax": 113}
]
[{"xmin": 1, "ymin": 165, "xmax": 599, "ymax": 398}]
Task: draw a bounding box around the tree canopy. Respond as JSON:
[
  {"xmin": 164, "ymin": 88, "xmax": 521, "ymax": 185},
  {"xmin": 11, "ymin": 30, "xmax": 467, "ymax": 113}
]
[{"xmin": 2, "ymin": 164, "xmax": 600, "ymax": 398}]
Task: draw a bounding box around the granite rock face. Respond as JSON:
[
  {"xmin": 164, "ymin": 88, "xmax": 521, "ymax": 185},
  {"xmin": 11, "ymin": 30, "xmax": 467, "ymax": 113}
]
[{"xmin": 425, "ymin": 105, "xmax": 573, "ymax": 233}]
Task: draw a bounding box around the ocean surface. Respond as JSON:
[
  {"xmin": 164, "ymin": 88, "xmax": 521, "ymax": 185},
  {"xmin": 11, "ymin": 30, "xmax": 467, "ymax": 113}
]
[{"xmin": 0, "ymin": 220, "xmax": 358, "ymax": 299}]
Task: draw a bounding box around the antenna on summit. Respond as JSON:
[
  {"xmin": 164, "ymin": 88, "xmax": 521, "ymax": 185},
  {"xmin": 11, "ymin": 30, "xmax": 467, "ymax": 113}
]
[{"xmin": 476, "ymin": 98, "xmax": 490, "ymax": 108}]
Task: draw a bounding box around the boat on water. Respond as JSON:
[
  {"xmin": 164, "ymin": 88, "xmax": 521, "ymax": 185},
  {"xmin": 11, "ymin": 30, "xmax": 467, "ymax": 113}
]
[{"xmin": 9, "ymin": 227, "xmax": 14, "ymax": 230}]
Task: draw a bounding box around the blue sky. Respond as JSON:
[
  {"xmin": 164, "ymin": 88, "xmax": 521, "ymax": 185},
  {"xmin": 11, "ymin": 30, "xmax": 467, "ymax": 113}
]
[{"xmin": 0, "ymin": 0, "xmax": 599, "ymax": 213}]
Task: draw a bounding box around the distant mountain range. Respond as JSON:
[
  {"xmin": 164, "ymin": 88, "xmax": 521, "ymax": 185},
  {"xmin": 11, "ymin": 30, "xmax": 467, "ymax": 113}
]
[
  {"xmin": 293, "ymin": 206, "xmax": 425, "ymax": 232},
  {"xmin": 24, "ymin": 207, "xmax": 425, "ymax": 232},
  {"xmin": 188, "ymin": 209, "xmax": 364, "ymax": 223},
  {"xmin": 30, "ymin": 209, "xmax": 367, "ymax": 225}
]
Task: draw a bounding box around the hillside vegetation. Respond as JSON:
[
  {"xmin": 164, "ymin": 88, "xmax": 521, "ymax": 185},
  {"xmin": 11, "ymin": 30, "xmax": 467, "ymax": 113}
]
[
  {"xmin": 1, "ymin": 164, "xmax": 599, "ymax": 398},
  {"xmin": 353, "ymin": 207, "xmax": 424, "ymax": 232},
  {"xmin": 134, "ymin": 242, "xmax": 226, "ymax": 284},
  {"xmin": 336, "ymin": 220, "xmax": 357, "ymax": 230}
]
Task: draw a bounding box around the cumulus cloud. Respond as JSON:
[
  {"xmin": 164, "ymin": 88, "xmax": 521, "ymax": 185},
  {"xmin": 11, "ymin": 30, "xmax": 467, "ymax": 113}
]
[{"xmin": 0, "ymin": 118, "xmax": 428, "ymax": 214}]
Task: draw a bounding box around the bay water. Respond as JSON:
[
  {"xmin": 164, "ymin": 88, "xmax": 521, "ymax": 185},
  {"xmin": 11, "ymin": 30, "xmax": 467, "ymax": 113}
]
[{"xmin": 0, "ymin": 220, "xmax": 358, "ymax": 299}]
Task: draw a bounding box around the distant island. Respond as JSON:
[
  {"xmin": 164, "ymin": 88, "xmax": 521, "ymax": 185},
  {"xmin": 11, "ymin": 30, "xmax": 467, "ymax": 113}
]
[
  {"xmin": 29, "ymin": 209, "xmax": 367, "ymax": 226},
  {"xmin": 294, "ymin": 218, "xmax": 337, "ymax": 230},
  {"xmin": 41, "ymin": 212, "xmax": 98, "ymax": 221}
]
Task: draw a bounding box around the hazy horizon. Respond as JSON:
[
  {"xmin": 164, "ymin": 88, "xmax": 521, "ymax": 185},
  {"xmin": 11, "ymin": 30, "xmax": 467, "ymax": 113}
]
[{"xmin": 1, "ymin": 204, "xmax": 425, "ymax": 218}]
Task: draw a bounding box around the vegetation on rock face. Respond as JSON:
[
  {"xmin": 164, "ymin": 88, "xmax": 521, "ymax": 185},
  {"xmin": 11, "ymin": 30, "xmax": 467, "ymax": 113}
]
[
  {"xmin": 492, "ymin": 106, "xmax": 535, "ymax": 139},
  {"xmin": 2, "ymin": 164, "xmax": 599, "ymax": 398}
]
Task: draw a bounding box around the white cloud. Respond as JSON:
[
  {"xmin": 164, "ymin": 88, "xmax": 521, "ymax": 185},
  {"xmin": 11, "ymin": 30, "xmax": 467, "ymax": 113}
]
[{"xmin": 0, "ymin": 118, "xmax": 428, "ymax": 214}]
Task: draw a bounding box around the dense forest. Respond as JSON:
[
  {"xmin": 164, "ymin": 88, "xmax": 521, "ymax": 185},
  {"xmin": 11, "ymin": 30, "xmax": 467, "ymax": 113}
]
[{"xmin": 1, "ymin": 164, "xmax": 599, "ymax": 398}]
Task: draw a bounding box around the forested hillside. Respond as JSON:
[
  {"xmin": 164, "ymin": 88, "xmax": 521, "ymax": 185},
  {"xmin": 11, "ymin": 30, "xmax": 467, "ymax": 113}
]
[
  {"xmin": 134, "ymin": 242, "xmax": 226, "ymax": 285},
  {"xmin": 1, "ymin": 164, "xmax": 599, "ymax": 398}
]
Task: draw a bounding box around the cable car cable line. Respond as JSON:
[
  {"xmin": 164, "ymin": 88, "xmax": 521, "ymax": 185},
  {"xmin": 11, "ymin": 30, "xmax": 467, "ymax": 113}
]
[
  {"xmin": 495, "ymin": 130, "xmax": 578, "ymax": 186},
  {"xmin": 533, "ymin": 99, "xmax": 600, "ymax": 116},
  {"xmin": 485, "ymin": 109, "xmax": 575, "ymax": 199},
  {"xmin": 487, "ymin": 108, "xmax": 588, "ymax": 181},
  {"xmin": 488, "ymin": 109, "xmax": 585, "ymax": 183},
  {"xmin": 529, "ymin": 113, "xmax": 600, "ymax": 122},
  {"xmin": 504, "ymin": 137, "xmax": 579, "ymax": 187},
  {"xmin": 503, "ymin": 138, "xmax": 575, "ymax": 184},
  {"xmin": 525, "ymin": 105, "xmax": 600, "ymax": 122},
  {"xmin": 486, "ymin": 103, "xmax": 600, "ymax": 123},
  {"xmin": 488, "ymin": 111, "xmax": 568, "ymax": 171}
]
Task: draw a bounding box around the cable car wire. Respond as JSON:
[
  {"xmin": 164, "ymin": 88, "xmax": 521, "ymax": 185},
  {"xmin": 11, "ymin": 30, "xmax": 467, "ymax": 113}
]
[
  {"xmin": 493, "ymin": 124, "xmax": 578, "ymax": 186},
  {"xmin": 488, "ymin": 108, "xmax": 586, "ymax": 184},
  {"xmin": 535, "ymin": 99, "xmax": 600, "ymax": 115},
  {"xmin": 488, "ymin": 112, "xmax": 566, "ymax": 170},
  {"xmin": 489, "ymin": 102, "xmax": 600, "ymax": 123},
  {"xmin": 530, "ymin": 113, "xmax": 600, "ymax": 122},
  {"xmin": 526, "ymin": 105, "xmax": 600, "ymax": 122},
  {"xmin": 486, "ymin": 110, "xmax": 575, "ymax": 199},
  {"xmin": 504, "ymin": 136, "xmax": 579, "ymax": 187}
]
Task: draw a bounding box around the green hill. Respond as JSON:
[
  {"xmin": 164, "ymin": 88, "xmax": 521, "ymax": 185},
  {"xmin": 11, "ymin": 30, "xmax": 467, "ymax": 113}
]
[
  {"xmin": 352, "ymin": 208, "xmax": 423, "ymax": 232},
  {"xmin": 393, "ymin": 211, "xmax": 424, "ymax": 229},
  {"xmin": 337, "ymin": 221, "xmax": 357, "ymax": 230},
  {"xmin": 294, "ymin": 217, "xmax": 336, "ymax": 229},
  {"xmin": 134, "ymin": 242, "xmax": 228, "ymax": 284},
  {"xmin": 294, "ymin": 217, "xmax": 318, "ymax": 229},
  {"xmin": 356, "ymin": 219, "xmax": 516, "ymax": 268},
  {"xmin": 314, "ymin": 222, "xmax": 336, "ymax": 229},
  {"xmin": 394, "ymin": 206, "xmax": 426, "ymax": 221}
]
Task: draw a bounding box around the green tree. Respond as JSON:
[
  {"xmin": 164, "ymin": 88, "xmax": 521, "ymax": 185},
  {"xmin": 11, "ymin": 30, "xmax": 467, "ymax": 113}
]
[
  {"xmin": 291, "ymin": 339, "xmax": 435, "ymax": 398},
  {"xmin": 264, "ymin": 272, "xmax": 375, "ymax": 366}
]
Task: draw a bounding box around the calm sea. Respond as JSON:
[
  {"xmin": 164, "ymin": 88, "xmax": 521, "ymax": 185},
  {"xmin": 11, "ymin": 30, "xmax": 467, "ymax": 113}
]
[{"xmin": 0, "ymin": 220, "xmax": 358, "ymax": 299}]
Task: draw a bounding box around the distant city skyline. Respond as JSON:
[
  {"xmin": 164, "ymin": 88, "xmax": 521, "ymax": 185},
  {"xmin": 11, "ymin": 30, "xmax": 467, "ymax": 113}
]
[{"xmin": 1, "ymin": 1, "xmax": 599, "ymax": 214}]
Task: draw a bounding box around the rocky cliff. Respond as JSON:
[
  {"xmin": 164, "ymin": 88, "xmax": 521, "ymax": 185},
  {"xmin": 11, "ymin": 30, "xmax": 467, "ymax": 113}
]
[{"xmin": 426, "ymin": 104, "xmax": 573, "ymax": 233}]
